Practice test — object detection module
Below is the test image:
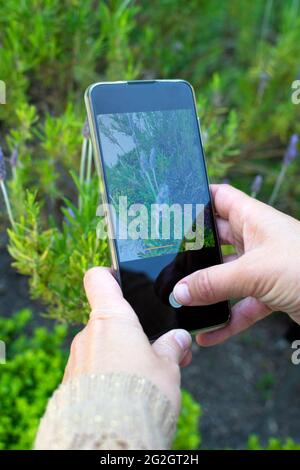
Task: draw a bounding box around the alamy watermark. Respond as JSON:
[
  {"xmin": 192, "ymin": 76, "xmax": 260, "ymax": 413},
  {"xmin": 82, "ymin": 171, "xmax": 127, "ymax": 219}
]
[
  {"xmin": 0, "ymin": 340, "xmax": 6, "ymax": 364},
  {"xmin": 0, "ymin": 80, "xmax": 6, "ymax": 104},
  {"xmin": 291, "ymin": 80, "xmax": 300, "ymax": 104},
  {"xmin": 291, "ymin": 340, "xmax": 300, "ymax": 365},
  {"xmin": 96, "ymin": 196, "xmax": 205, "ymax": 250}
]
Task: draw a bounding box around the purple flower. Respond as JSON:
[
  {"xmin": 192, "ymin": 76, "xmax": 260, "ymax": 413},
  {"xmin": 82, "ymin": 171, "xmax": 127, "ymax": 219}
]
[
  {"xmin": 140, "ymin": 150, "xmax": 149, "ymax": 173},
  {"xmin": 67, "ymin": 207, "xmax": 75, "ymax": 218},
  {"xmin": 82, "ymin": 119, "xmax": 90, "ymax": 139},
  {"xmin": 258, "ymin": 71, "xmax": 269, "ymax": 96},
  {"xmin": 64, "ymin": 207, "xmax": 75, "ymax": 225},
  {"xmin": 283, "ymin": 134, "xmax": 298, "ymax": 165},
  {"xmin": 251, "ymin": 174, "xmax": 263, "ymax": 195},
  {"xmin": 0, "ymin": 145, "xmax": 6, "ymax": 181},
  {"xmin": 10, "ymin": 147, "xmax": 18, "ymax": 168},
  {"xmin": 221, "ymin": 177, "xmax": 230, "ymax": 184},
  {"xmin": 149, "ymin": 147, "xmax": 156, "ymax": 169}
]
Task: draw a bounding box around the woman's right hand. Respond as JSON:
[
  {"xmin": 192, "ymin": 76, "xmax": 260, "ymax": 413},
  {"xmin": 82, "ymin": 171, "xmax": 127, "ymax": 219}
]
[{"xmin": 172, "ymin": 184, "xmax": 300, "ymax": 346}]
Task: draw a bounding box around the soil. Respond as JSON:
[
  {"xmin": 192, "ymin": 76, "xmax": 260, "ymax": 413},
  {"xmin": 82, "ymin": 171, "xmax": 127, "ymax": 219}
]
[
  {"xmin": 1, "ymin": 232, "xmax": 300, "ymax": 449},
  {"xmin": 182, "ymin": 314, "xmax": 300, "ymax": 448}
]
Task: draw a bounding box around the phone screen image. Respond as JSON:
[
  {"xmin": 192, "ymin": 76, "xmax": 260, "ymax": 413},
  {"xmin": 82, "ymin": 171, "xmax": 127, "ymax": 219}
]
[
  {"xmin": 97, "ymin": 108, "xmax": 214, "ymax": 262},
  {"xmin": 88, "ymin": 81, "xmax": 230, "ymax": 339}
]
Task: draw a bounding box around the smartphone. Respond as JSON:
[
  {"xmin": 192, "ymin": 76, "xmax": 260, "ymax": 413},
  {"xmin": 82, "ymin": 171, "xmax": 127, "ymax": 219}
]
[{"xmin": 85, "ymin": 79, "xmax": 230, "ymax": 340}]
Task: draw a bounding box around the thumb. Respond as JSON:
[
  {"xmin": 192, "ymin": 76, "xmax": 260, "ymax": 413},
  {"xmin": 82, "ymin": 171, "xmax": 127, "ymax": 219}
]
[
  {"xmin": 84, "ymin": 267, "xmax": 139, "ymax": 325},
  {"xmin": 152, "ymin": 329, "xmax": 192, "ymax": 365},
  {"xmin": 172, "ymin": 258, "xmax": 251, "ymax": 306}
]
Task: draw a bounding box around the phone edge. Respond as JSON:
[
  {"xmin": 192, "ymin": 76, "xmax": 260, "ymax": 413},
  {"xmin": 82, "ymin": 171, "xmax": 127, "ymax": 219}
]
[
  {"xmin": 84, "ymin": 84, "xmax": 120, "ymax": 280},
  {"xmin": 184, "ymin": 79, "xmax": 231, "ymax": 335}
]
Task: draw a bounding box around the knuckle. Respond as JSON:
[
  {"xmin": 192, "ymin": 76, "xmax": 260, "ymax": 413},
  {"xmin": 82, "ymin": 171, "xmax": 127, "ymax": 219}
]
[
  {"xmin": 70, "ymin": 332, "xmax": 82, "ymax": 353},
  {"xmin": 194, "ymin": 269, "xmax": 215, "ymax": 302},
  {"xmin": 83, "ymin": 266, "xmax": 101, "ymax": 287},
  {"xmin": 159, "ymin": 340, "xmax": 178, "ymax": 362}
]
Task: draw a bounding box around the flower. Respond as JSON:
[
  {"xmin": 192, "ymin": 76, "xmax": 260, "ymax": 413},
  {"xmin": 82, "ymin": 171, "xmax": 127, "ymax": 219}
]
[
  {"xmin": 64, "ymin": 207, "xmax": 75, "ymax": 225},
  {"xmin": 221, "ymin": 177, "xmax": 230, "ymax": 184},
  {"xmin": 251, "ymin": 174, "xmax": 263, "ymax": 195},
  {"xmin": 82, "ymin": 119, "xmax": 90, "ymax": 139},
  {"xmin": 10, "ymin": 147, "xmax": 18, "ymax": 168},
  {"xmin": 139, "ymin": 150, "xmax": 149, "ymax": 173},
  {"xmin": 67, "ymin": 207, "xmax": 75, "ymax": 218},
  {"xmin": 0, "ymin": 145, "xmax": 6, "ymax": 181},
  {"xmin": 149, "ymin": 147, "xmax": 156, "ymax": 169},
  {"xmin": 283, "ymin": 134, "xmax": 298, "ymax": 165}
]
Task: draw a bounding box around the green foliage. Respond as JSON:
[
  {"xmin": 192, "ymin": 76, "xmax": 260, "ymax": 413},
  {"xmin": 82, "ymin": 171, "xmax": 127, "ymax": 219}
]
[
  {"xmin": 256, "ymin": 372, "xmax": 276, "ymax": 401},
  {"xmin": 247, "ymin": 434, "xmax": 300, "ymax": 450},
  {"xmin": 1, "ymin": 310, "xmax": 299, "ymax": 451},
  {"xmin": 0, "ymin": 0, "xmax": 240, "ymax": 324},
  {"xmin": 0, "ymin": 309, "xmax": 67, "ymax": 450},
  {"xmin": 0, "ymin": 309, "xmax": 201, "ymax": 450},
  {"xmin": 173, "ymin": 389, "xmax": 202, "ymax": 450},
  {"xmin": 8, "ymin": 176, "xmax": 109, "ymax": 324},
  {"xmin": 197, "ymin": 77, "xmax": 240, "ymax": 180},
  {"xmin": 0, "ymin": 0, "xmax": 300, "ymax": 450}
]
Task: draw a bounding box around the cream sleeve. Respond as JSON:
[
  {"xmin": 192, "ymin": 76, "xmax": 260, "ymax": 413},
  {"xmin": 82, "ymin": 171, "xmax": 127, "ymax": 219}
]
[{"xmin": 34, "ymin": 373, "xmax": 178, "ymax": 450}]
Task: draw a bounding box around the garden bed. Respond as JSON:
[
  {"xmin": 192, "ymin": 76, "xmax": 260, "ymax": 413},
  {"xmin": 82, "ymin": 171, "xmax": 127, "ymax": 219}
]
[{"xmin": 1, "ymin": 233, "xmax": 299, "ymax": 449}]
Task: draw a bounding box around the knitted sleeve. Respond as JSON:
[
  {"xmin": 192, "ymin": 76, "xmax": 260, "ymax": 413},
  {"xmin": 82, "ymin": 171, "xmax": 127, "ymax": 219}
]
[{"xmin": 34, "ymin": 373, "xmax": 177, "ymax": 450}]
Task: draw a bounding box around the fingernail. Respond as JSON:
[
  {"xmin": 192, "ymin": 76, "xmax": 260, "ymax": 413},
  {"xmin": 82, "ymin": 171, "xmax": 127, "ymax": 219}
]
[
  {"xmin": 174, "ymin": 330, "xmax": 191, "ymax": 350},
  {"xmin": 173, "ymin": 283, "xmax": 191, "ymax": 305}
]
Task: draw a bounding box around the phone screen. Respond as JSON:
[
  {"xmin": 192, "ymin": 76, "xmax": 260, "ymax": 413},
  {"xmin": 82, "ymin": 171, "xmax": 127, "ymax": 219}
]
[{"xmin": 89, "ymin": 81, "xmax": 230, "ymax": 339}]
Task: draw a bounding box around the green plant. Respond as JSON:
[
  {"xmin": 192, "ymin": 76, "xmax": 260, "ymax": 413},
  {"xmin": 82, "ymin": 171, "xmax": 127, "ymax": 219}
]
[
  {"xmin": 1, "ymin": 0, "xmax": 300, "ymax": 450},
  {"xmin": 0, "ymin": 309, "xmax": 201, "ymax": 450},
  {"xmin": 172, "ymin": 390, "xmax": 202, "ymax": 450},
  {"xmin": 0, "ymin": 309, "xmax": 68, "ymax": 450},
  {"xmin": 8, "ymin": 175, "xmax": 109, "ymax": 324},
  {"xmin": 247, "ymin": 434, "xmax": 300, "ymax": 450},
  {"xmin": 256, "ymin": 372, "xmax": 276, "ymax": 401}
]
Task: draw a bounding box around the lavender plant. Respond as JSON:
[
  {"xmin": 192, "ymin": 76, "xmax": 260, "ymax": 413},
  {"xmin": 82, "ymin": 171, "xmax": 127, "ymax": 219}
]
[
  {"xmin": 250, "ymin": 174, "xmax": 264, "ymax": 198},
  {"xmin": 5, "ymin": 123, "xmax": 109, "ymax": 323},
  {"xmin": 269, "ymin": 134, "xmax": 299, "ymax": 205},
  {"xmin": 0, "ymin": 0, "xmax": 299, "ymax": 326}
]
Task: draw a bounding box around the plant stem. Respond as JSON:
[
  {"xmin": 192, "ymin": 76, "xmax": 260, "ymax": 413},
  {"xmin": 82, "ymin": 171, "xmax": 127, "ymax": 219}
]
[
  {"xmin": 86, "ymin": 139, "xmax": 93, "ymax": 183},
  {"xmin": 268, "ymin": 164, "xmax": 287, "ymax": 206},
  {"xmin": 0, "ymin": 180, "xmax": 16, "ymax": 228},
  {"xmin": 79, "ymin": 137, "xmax": 89, "ymax": 211},
  {"xmin": 79, "ymin": 137, "xmax": 88, "ymax": 183},
  {"xmin": 260, "ymin": 0, "xmax": 273, "ymax": 42}
]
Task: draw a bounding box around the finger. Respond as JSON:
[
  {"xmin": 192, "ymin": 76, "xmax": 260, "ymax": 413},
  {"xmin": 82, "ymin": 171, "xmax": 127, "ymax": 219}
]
[
  {"xmin": 216, "ymin": 217, "xmax": 235, "ymax": 245},
  {"xmin": 210, "ymin": 184, "xmax": 253, "ymax": 221},
  {"xmin": 172, "ymin": 257, "xmax": 252, "ymax": 306},
  {"xmin": 152, "ymin": 329, "xmax": 192, "ymax": 365},
  {"xmin": 223, "ymin": 253, "xmax": 238, "ymax": 263},
  {"xmin": 84, "ymin": 266, "xmax": 138, "ymax": 323},
  {"xmin": 196, "ymin": 297, "xmax": 272, "ymax": 346},
  {"xmin": 179, "ymin": 348, "xmax": 193, "ymax": 368}
]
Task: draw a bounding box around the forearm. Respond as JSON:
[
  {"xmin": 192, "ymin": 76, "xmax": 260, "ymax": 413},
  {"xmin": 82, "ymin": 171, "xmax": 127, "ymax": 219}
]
[{"xmin": 34, "ymin": 373, "xmax": 177, "ymax": 450}]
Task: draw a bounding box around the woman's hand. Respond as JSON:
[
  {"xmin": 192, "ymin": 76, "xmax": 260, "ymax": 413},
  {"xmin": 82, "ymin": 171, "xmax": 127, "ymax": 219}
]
[
  {"xmin": 172, "ymin": 184, "xmax": 300, "ymax": 346},
  {"xmin": 63, "ymin": 267, "xmax": 192, "ymax": 413}
]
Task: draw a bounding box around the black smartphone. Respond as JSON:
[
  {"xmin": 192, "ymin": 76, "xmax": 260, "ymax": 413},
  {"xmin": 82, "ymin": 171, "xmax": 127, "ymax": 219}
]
[{"xmin": 85, "ymin": 79, "xmax": 230, "ymax": 340}]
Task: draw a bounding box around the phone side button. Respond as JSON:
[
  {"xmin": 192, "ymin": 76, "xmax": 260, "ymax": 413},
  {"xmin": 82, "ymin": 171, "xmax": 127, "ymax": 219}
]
[{"xmin": 169, "ymin": 292, "xmax": 182, "ymax": 309}]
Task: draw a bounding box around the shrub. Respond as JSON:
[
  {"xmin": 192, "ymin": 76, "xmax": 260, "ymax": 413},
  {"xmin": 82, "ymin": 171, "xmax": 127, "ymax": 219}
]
[
  {"xmin": 0, "ymin": 0, "xmax": 300, "ymax": 451},
  {"xmin": 0, "ymin": 309, "xmax": 201, "ymax": 450},
  {"xmin": 173, "ymin": 390, "xmax": 202, "ymax": 450},
  {"xmin": 0, "ymin": 309, "xmax": 67, "ymax": 449},
  {"xmin": 247, "ymin": 434, "xmax": 300, "ymax": 450},
  {"xmin": 8, "ymin": 176, "xmax": 109, "ymax": 324}
]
